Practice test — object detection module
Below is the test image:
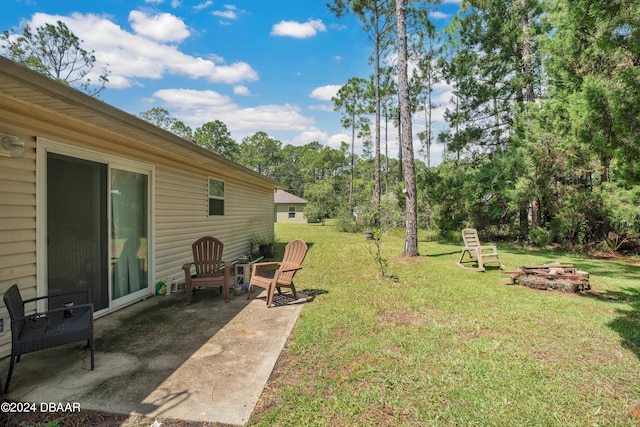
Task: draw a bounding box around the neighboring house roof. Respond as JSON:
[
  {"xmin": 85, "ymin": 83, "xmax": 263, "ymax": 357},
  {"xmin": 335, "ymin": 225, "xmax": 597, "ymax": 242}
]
[
  {"xmin": 274, "ymin": 189, "xmax": 307, "ymax": 204},
  {"xmin": 0, "ymin": 56, "xmax": 285, "ymax": 191}
]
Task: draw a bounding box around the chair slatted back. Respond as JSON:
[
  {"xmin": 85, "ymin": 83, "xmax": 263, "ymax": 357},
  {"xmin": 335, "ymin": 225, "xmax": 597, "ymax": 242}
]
[
  {"xmin": 192, "ymin": 236, "xmax": 224, "ymax": 277},
  {"xmin": 462, "ymin": 228, "xmax": 481, "ymax": 249},
  {"xmin": 278, "ymin": 239, "xmax": 308, "ymax": 285}
]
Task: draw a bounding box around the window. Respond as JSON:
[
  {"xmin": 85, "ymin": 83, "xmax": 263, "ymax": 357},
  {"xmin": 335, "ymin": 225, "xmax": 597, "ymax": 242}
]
[
  {"xmin": 208, "ymin": 178, "xmax": 225, "ymax": 216},
  {"xmin": 288, "ymin": 206, "xmax": 296, "ymax": 219}
]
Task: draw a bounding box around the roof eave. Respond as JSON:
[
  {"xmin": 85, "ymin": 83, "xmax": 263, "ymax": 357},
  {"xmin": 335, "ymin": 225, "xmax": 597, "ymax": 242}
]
[{"xmin": 0, "ymin": 56, "xmax": 285, "ymax": 190}]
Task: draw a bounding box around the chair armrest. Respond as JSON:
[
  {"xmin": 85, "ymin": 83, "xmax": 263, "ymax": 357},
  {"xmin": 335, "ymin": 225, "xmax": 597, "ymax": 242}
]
[
  {"xmin": 13, "ymin": 313, "xmax": 47, "ymax": 324},
  {"xmin": 47, "ymin": 303, "xmax": 94, "ymax": 314},
  {"xmin": 252, "ymin": 262, "xmax": 281, "ymax": 268},
  {"xmin": 22, "ymin": 289, "xmax": 90, "ymax": 305},
  {"xmin": 280, "ymin": 264, "xmax": 303, "ymax": 273},
  {"xmin": 251, "ymin": 262, "xmax": 281, "ymax": 276},
  {"xmin": 182, "ymin": 263, "xmax": 194, "ymax": 282},
  {"xmin": 11, "ymin": 303, "xmax": 94, "ymax": 324}
]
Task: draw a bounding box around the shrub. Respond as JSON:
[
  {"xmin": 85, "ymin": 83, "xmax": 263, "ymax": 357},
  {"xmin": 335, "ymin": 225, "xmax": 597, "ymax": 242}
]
[
  {"xmin": 548, "ymin": 190, "xmax": 609, "ymax": 246},
  {"xmin": 599, "ymin": 231, "xmax": 629, "ymax": 254},
  {"xmin": 603, "ymin": 184, "xmax": 640, "ymax": 235},
  {"xmin": 335, "ymin": 208, "xmax": 365, "ymax": 233},
  {"xmin": 442, "ymin": 230, "xmax": 463, "ymax": 243},
  {"xmin": 529, "ymin": 227, "xmax": 551, "ymax": 247},
  {"xmin": 421, "ymin": 229, "xmax": 441, "ymax": 242}
]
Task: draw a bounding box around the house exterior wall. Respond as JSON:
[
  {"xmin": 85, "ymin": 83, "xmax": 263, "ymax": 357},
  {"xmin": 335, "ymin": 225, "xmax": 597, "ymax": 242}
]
[
  {"xmin": 155, "ymin": 164, "xmax": 274, "ymax": 284},
  {"xmin": 275, "ymin": 203, "xmax": 307, "ymax": 223},
  {"xmin": 0, "ymin": 137, "xmax": 36, "ymax": 356},
  {"xmin": 0, "ymin": 128, "xmax": 275, "ymax": 359},
  {"xmin": 0, "ymin": 60, "xmax": 279, "ymax": 358}
]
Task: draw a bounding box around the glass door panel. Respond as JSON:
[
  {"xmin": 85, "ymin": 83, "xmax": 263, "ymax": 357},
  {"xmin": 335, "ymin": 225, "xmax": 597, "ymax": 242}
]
[
  {"xmin": 111, "ymin": 169, "xmax": 149, "ymax": 303},
  {"xmin": 47, "ymin": 153, "xmax": 109, "ymax": 311}
]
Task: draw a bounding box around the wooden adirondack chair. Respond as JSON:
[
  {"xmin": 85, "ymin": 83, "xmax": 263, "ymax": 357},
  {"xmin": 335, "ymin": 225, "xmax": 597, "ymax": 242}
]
[
  {"xmin": 182, "ymin": 236, "xmax": 232, "ymax": 304},
  {"xmin": 457, "ymin": 228, "xmax": 504, "ymax": 272},
  {"xmin": 247, "ymin": 239, "xmax": 308, "ymax": 307}
]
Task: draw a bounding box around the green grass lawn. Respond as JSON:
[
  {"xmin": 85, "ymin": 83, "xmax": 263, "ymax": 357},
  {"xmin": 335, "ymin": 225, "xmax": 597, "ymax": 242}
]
[{"xmin": 249, "ymin": 223, "xmax": 640, "ymax": 426}]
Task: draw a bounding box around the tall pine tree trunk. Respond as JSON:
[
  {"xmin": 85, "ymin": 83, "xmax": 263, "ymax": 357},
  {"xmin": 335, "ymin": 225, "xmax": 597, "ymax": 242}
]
[
  {"xmin": 396, "ymin": 0, "xmax": 418, "ymax": 257},
  {"xmin": 350, "ymin": 112, "xmax": 355, "ymax": 208},
  {"xmin": 521, "ymin": 0, "xmax": 537, "ymax": 234},
  {"xmin": 427, "ymin": 72, "xmax": 432, "ymax": 169},
  {"xmin": 373, "ymin": 1, "xmax": 382, "ymax": 219},
  {"xmin": 385, "ymin": 114, "xmax": 389, "ymax": 194},
  {"xmin": 397, "ymin": 109, "xmax": 403, "ymax": 182}
]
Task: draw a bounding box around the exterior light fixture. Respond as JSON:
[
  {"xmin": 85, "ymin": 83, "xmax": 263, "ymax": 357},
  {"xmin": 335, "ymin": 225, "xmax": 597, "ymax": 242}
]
[{"xmin": 1, "ymin": 136, "xmax": 25, "ymax": 159}]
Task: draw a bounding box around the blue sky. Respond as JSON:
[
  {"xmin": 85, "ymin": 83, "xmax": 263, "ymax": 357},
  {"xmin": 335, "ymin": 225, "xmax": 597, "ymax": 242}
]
[{"xmin": 1, "ymin": 0, "xmax": 461, "ymax": 162}]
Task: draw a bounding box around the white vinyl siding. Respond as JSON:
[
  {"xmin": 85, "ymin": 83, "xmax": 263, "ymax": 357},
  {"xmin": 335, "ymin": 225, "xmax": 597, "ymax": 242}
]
[
  {"xmin": 155, "ymin": 165, "xmax": 274, "ymax": 286},
  {"xmin": 0, "ymin": 136, "xmax": 36, "ymax": 357},
  {"xmin": 275, "ymin": 203, "xmax": 307, "ymax": 223}
]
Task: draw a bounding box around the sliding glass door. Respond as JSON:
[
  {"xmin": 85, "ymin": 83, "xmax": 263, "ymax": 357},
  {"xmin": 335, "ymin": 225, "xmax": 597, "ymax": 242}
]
[{"xmin": 45, "ymin": 149, "xmax": 151, "ymax": 312}]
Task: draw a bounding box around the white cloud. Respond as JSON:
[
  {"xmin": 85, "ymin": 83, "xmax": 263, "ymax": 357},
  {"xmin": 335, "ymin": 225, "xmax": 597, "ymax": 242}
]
[
  {"xmin": 289, "ymin": 128, "xmax": 330, "ymax": 146},
  {"xmin": 308, "ymin": 104, "xmax": 335, "ymax": 112},
  {"xmin": 233, "ymin": 85, "xmax": 250, "ymax": 95},
  {"xmin": 231, "ymin": 104, "xmax": 313, "ymax": 133},
  {"xmin": 271, "ymin": 19, "xmax": 326, "ymax": 39},
  {"xmin": 326, "ymin": 132, "xmax": 349, "ymax": 150},
  {"xmin": 309, "ymin": 85, "xmax": 341, "ymax": 101},
  {"xmin": 103, "ymin": 74, "xmax": 133, "ymax": 89},
  {"xmin": 414, "ymin": 105, "xmax": 448, "ymax": 124},
  {"xmin": 430, "ymin": 11, "xmax": 450, "ymax": 20},
  {"xmin": 128, "ymin": 11, "xmax": 190, "ymax": 43},
  {"xmin": 151, "ymin": 88, "xmax": 314, "ymax": 140},
  {"xmin": 434, "ymin": 81, "xmax": 452, "ymax": 91},
  {"xmin": 28, "ymin": 13, "xmax": 258, "ymax": 88},
  {"xmin": 412, "ymin": 81, "xmax": 454, "ymax": 124},
  {"xmin": 194, "ymin": 1, "xmax": 212, "ymax": 11},
  {"xmin": 154, "ymin": 88, "xmax": 234, "ymax": 109},
  {"xmin": 212, "ymin": 10, "xmax": 237, "ymax": 19},
  {"xmin": 212, "ymin": 5, "xmax": 239, "ymax": 20},
  {"xmin": 289, "ymin": 129, "xmax": 353, "ymax": 150},
  {"xmin": 434, "ymin": 89, "xmax": 454, "ymax": 105}
]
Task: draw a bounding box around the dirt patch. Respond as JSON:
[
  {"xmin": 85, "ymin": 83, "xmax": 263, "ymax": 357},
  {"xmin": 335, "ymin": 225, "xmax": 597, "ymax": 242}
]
[{"xmin": 378, "ymin": 309, "xmax": 430, "ymax": 328}]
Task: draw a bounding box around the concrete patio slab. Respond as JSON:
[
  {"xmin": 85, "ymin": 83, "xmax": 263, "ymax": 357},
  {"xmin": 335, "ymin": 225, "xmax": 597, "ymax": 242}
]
[{"xmin": 0, "ymin": 288, "xmax": 308, "ymax": 426}]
